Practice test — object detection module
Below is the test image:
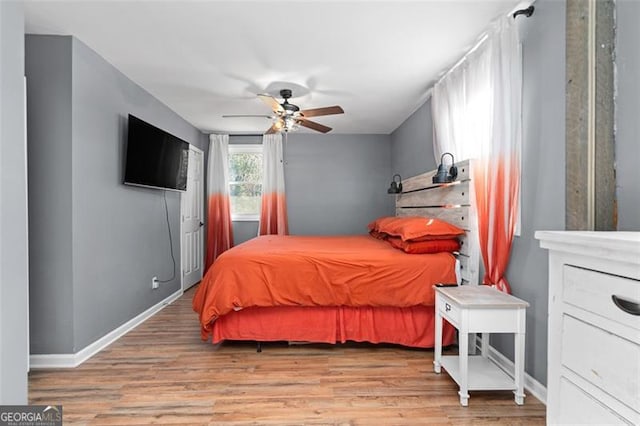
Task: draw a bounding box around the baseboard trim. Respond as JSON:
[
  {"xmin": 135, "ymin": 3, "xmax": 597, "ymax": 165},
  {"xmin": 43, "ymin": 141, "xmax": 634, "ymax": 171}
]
[
  {"xmin": 30, "ymin": 290, "xmax": 183, "ymax": 369},
  {"xmin": 487, "ymin": 344, "xmax": 547, "ymax": 405}
]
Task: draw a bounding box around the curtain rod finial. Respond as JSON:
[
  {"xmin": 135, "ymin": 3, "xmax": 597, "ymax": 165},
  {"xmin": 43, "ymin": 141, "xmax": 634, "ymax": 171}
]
[{"xmin": 513, "ymin": 5, "xmax": 534, "ymax": 19}]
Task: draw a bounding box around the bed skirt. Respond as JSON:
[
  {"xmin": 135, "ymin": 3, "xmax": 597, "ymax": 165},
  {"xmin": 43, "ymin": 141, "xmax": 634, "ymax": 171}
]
[{"xmin": 211, "ymin": 305, "xmax": 456, "ymax": 349}]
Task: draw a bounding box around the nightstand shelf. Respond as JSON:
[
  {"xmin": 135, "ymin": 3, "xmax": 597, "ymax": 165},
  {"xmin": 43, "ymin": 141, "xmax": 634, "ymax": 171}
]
[{"xmin": 440, "ymin": 356, "xmax": 515, "ymax": 390}]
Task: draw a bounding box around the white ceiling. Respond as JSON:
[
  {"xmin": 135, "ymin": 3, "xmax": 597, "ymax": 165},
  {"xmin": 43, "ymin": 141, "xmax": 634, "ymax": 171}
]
[{"xmin": 24, "ymin": 0, "xmax": 524, "ymax": 135}]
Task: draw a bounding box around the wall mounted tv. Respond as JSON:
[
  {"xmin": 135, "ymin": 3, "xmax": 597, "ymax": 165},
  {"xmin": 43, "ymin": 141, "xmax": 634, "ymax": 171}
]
[{"xmin": 124, "ymin": 114, "xmax": 190, "ymax": 192}]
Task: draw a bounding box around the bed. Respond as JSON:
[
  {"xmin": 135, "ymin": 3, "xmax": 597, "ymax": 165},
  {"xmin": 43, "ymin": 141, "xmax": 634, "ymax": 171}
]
[{"xmin": 193, "ymin": 159, "xmax": 479, "ymax": 349}]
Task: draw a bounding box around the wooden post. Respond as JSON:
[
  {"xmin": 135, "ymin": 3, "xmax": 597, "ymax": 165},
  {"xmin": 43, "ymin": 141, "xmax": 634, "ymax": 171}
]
[{"xmin": 565, "ymin": 0, "xmax": 616, "ymax": 230}]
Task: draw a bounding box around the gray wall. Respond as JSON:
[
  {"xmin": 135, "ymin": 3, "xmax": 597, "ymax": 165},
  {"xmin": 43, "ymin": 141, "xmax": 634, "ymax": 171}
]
[
  {"xmin": 26, "ymin": 35, "xmax": 208, "ymax": 354},
  {"xmin": 615, "ymin": 0, "xmax": 640, "ymax": 231},
  {"xmin": 390, "ymin": 99, "xmax": 438, "ymax": 177},
  {"xmin": 285, "ymin": 133, "xmax": 394, "ymax": 236},
  {"xmin": 0, "ymin": 1, "xmax": 29, "ymax": 404},
  {"xmin": 388, "ymin": 0, "xmax": 566, "ymax": 387},
  {"xmin": 231, "ymin": 133, "xmax": 394, "ymax": 245},
  {"xmin": 26, "ymin": 36, "xmax": 74, "ymax": 354},
  {"xmin": 232, "ymin": 222, "xmax": 259, "ymax": 246}
]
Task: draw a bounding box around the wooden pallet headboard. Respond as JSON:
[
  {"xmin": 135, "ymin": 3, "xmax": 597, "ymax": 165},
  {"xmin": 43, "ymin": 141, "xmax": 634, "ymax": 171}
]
[{"xmin": 394, "ymin": 159, "xmax": 480, "ymax": 285}]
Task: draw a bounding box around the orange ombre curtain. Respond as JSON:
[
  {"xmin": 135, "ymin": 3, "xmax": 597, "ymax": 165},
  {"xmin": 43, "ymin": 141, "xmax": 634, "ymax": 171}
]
[
  {"xmin": 432, "ymin": 16, "xmax": 521, "ymax": 293},
  {"xmin": 474, "ymin": 16, "xmax": 522, "ymax": 294},
  {"xmin": 475, "ymin": 156, "xmax": 520, "ymax": 293},
  {"xmin": 205, "ymin": 134, "xmax": 234, "ymax": 272},
  {"xmin": 259, "ymin": 133, "xmax": 288, "ymax": 235}
]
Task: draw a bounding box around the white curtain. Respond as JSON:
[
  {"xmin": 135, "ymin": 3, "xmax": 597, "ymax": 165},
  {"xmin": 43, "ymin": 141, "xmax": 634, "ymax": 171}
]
[
  {"xmin": 432, "ymin": 63, "xmax": 471, "ymax": 162},
  {"xmin": 432, "ymin": 34, "xmax": 493, "ymax": 162},
  {"xmin": 431, "ymin": 16, "xmax": 522, "ymax": 293},
  {"xmin": 205, "ymin": 134, "xmax": 233, "ymax": 270},
  {"xmin": 259, "ymin": 133, "xmax": 289, "ymax": 235}
]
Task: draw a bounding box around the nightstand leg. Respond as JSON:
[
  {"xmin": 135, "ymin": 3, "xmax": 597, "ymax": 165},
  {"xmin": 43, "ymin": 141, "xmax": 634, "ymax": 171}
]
[
  {"xmin": 458, "ymin": 330, "xmax": 469, "ymax": 406},
  {"xmin": 481, "ymin": 333, "xmax": 489, "ymax": 358},
  {"xmin": 434, "ymin": 309, "xmax": 442, "ymax": 373},
  {"xmin": 514, "ymin": 331, "xmax": 526, "ymax": 405}
]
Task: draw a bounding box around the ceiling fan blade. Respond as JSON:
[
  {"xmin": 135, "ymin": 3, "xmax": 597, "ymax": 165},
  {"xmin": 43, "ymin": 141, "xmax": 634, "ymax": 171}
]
[
  {"xmin": 258, "ymin": 94, "xmax": 284, "ymax": 113},
  {"xmin": 300, "ymin": 106, "xmax": 344, "ymax": 118},
  {"xmin": 222, "ymin": 114, "xmax": 273, "ymax": 118},
  {"xmin": 265, "ymin": 123, "xmax": 280, "ymax": 134},
  {"xmin": 298, "ymin": 118, "xmax": 332, "ymax": 133}
]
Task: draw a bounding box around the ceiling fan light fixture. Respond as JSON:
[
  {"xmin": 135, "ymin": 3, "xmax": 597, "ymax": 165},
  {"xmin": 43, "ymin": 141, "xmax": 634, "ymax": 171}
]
[
  {"xmin": 283, "ymin": 103, "xmax": 299, "ymax": 114},
  {"xmin": 283, "ymin": 116, "xmax": 299, "ymax": 132}
]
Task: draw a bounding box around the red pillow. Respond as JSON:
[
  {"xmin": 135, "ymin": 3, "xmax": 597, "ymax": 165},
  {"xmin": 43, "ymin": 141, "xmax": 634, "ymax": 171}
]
[
  {"xmin": 388, "ymin": 237, "xmax": 461, "ymax": 254},
  {"xmin": 378, "ymin": 216, "xmax": 464, "ymax": 242}
]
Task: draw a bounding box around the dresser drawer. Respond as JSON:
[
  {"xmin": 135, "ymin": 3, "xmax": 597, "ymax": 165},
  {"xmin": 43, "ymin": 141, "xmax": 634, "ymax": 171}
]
[
  {"xmin": 561, "ymin": 314, "xmax": 640, "ymax": 411},
  {"xmin": 558, "ymin": 377, "xmax": 630, "ymax": 425},
  {"xmin": 563, "ymin": 265, "xmax": 640, "ymax": 330},
  {"xmin": 436, "ymin": 294, "xmax": 460, "ymax": 326}
]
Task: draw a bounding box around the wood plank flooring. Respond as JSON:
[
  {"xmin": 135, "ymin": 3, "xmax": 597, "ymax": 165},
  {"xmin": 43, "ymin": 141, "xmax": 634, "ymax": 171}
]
[{"xmin": 29, "ymin": 287, "xmax": 546, "ymax": 425}]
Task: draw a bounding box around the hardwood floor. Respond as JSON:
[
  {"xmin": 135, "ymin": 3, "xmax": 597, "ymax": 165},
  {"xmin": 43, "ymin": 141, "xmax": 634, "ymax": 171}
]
[{"xmin": 29, "ymin": 287, "xmax": 546, "ymax": 425}]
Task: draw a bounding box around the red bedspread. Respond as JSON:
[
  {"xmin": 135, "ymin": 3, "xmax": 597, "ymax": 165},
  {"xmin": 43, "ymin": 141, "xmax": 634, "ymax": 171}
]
[{"xmin": 193, "ymin": 235, "xmax": 457, "ymax": 340}]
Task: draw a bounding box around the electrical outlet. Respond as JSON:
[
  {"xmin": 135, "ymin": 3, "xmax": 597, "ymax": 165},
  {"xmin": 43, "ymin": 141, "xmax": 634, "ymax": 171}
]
[{"xmin": 152, "ymin": 276, "xmax": 159, "ymax": 289}]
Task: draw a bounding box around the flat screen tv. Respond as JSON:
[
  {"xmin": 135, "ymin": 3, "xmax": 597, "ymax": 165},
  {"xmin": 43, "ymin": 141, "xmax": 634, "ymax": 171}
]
[{"xmin": 124, "ymin": 114, "xmax": 190, "ymax": 192}]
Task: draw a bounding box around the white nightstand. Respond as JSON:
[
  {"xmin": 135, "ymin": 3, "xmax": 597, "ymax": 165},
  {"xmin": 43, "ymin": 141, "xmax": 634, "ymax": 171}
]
[{"xmin": 433, "ymin": 285, "xmax": 529, "ymax": 406}]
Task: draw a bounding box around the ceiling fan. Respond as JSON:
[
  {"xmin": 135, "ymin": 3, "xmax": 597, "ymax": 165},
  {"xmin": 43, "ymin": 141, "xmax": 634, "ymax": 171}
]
[{"xmin": 223, "ymin": 89, "xmax": 344, "ymax": 134}]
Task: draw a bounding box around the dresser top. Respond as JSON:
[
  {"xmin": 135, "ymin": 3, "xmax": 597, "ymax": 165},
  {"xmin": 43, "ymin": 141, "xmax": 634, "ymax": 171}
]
[
  {"xmin": 435, "ymin": 285, "xmax": 529, "ymax": 308},
  {"xmin": 536, "ymin": 231, "xmax": 640, "ymax": 244},
  {"xmin": 535, "ymin": 231, "xmax": 640, "ymax": 265}
]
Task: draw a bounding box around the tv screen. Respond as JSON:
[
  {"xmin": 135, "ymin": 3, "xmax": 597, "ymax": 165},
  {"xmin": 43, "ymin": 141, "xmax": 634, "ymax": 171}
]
[{"xmin": 124, "ymin": 114, "xmax": 190, "ymax": 192}]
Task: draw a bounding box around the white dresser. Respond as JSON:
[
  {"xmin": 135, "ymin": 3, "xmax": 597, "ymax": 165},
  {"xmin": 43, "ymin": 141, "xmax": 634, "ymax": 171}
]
[{"xmin": 536, "ymin": 231, "xmax": 640, "ymax": 425}]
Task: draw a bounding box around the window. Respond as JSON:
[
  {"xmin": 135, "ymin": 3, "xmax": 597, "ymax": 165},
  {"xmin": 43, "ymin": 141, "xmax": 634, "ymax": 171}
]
[{"xmin": 228, "ymin": 144, "xmax": 262, "ymax": 221}]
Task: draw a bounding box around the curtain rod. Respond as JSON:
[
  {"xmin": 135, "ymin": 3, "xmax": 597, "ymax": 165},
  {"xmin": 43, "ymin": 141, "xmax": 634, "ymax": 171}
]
[{"xmin": 430, "ymin": 2, "xmax": 534, "ymax": 91}]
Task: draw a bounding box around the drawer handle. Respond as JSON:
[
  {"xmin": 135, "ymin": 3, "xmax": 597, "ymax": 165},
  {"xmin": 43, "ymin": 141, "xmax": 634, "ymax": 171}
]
[
  {"xmin": 445, "ymin": 303, "xmax": 451, "ymax": 312},
  {"xmin": 611, "ymin": 295, "xmax": 640, "ymax": 316}
]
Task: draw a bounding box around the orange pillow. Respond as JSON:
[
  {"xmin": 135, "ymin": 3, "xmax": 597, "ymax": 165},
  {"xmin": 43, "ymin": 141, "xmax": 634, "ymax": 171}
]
[
  {"xmin": 388, "ymin": 237, "xmax": 461, "ymax": 254},
  {"xmin": 367, "ymin": 216, "xmax": 398, "ymax": 239},
  {"xmin": 367, "ymin": 216, "xmax": 396, "ymax": 232},
  {"xmin": 369, "ymin": 229, "xmax": 388, "ymax": 240},
  {"xmin": 378, "ymin": 216, "xmax": 464, "ymax": 242}
]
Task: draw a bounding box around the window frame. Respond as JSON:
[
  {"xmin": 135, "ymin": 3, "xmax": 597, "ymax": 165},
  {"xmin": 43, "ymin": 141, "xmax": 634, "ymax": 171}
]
[{"xmin": 228, "ymin": 144, "xmax": 263, "ymax": 222}]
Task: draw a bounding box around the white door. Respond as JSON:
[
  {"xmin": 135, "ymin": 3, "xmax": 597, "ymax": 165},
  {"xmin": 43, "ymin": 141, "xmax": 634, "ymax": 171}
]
[{"xmin": 181, "ymin": 145, "xmax": 204, "ymax": 290}]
